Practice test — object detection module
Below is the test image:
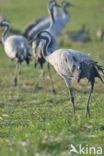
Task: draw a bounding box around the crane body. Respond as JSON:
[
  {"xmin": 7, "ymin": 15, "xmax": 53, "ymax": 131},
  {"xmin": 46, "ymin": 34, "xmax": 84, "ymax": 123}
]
[
  {"xmin": 0, "ymin": 20, "xmax": 31, "ymax": 86},
  {"xmin": 34, "ymin": 30, "xmax": 104, "ymax": 116}
]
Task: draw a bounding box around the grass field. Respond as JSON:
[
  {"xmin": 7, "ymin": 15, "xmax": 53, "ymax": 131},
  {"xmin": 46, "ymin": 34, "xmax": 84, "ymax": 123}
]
[{"xmin": 0, "ymin": 0, "xmax": 104, "ymax": 155}]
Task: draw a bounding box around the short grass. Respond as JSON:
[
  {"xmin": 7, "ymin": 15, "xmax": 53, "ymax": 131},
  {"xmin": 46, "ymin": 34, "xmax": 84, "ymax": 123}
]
[{"xmin": 0, "ymin": 0, "xmax": 104, "ymax": 156}]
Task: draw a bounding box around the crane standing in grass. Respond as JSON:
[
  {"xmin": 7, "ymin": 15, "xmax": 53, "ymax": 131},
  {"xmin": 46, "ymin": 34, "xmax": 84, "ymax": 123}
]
[
  {"xmin": 23, "ymin": 0, "xmax": 62, "ymax": 41},
  {"xmin": 0, "ymin": 19, "xmax": 31, "ymax": 86},
  {"xmin": 32, "ymin": 0, "xmax": 62, "ymax": 93},
  {"xmin": 0, "ymin": 0, "xmax": 72, "ymax": 43},
  {"xmin": 32, "ymin": 0, "xmax": 73, "ymax": 70},
  {"xmin": 33, "ymin": 30, "xmax": 104, "ymax": 116},
  {"xmin": 32, "ymin": 0, "xmax": 61, "ymax": 66},
  {"xmin": 61, "ymin": 0, "xmax": 73, "ymax": 28},
  {"xmin": 23, "ymin": 0, "xmax": 72, "ymax": 41}
]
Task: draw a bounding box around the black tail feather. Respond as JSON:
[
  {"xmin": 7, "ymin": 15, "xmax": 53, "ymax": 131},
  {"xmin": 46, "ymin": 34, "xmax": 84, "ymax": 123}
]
[
  {"xmin": 79, "ymin": 60, "xmax": 104, "ymax": 84},
  {"xmin": 95, "ymin": 63, "xmax": 104, "ymax": 83}
]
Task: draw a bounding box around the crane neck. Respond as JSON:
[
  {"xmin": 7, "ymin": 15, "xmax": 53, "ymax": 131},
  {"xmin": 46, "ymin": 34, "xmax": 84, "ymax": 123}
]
[
  {"xmin": 1, "ymin": 25, "xmax": 10, "ymax": 44},
  {"xmin": 34, "ymin": 31, "xmax": 53, "ymax": 59},
  {"xmin": 23, "ymin": 23, "xmax": 37, "ymax": 38},
  {"xmin": 63, "ymin": 7, "xmax": 69, "ymax": 16},
  {"xmin": 48, "ymin": 7, "xmax": 55, "ymax": 24},
  {"xmin": 62, "ymin": 7, "xmax": 70, "ymax": 25},
  {"xmin": 42, "ymin": 37, "xmax": 50, "ymax": 58},
  {"xmin": 53, "ymin": 7, "xmax": 62, "ymax": 21}
]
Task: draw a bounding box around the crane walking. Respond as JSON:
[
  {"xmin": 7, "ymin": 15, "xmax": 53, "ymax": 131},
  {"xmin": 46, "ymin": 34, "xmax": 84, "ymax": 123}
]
[
  {"xmin": 0, "ymin": 19, "xmax": 31, "ymax": 86},
  {"xmin": 32, "ymin": 0, "xmax": 62, "ymax": 93},
  {"xmin": 23, "ymin": 0, "xmax": 72, "ymax": 41},
  {"xmin": 61, "ymin": 0, "xmax": 73, "ymax": 28},
  {"xmin": 32, "ymin": 0, "xmax": 74, "ymax": 73},
  {"xmin": 33, "ymin": 30, "xmax": 104, "ymax": 116}
]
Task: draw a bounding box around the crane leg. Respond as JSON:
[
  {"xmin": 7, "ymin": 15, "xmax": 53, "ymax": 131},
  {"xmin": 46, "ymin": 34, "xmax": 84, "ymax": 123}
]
[
  {"xmin": 47, "ymin": 63, "xmax": 56, "ymax": 94},
  {"xmin": 63, "ymin": 77, "xmax": 75, "ymax": 115},
  {"xmin": 85, "ymin": 83, "xmax": 94, "ymax": 117},
  {"xmin": 40, "ymin": 63, "xmax": 45, "ymax": 78},
  {"xmin": 14, "ymin": 62, "xmax": 20, "ymax": 86}
]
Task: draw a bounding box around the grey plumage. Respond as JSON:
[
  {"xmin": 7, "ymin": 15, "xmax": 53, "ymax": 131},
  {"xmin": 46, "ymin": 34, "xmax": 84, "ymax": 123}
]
[
  {"xmin": 32, "ymin": 0, "xmax": 62, "ymax": 93},
  {"xmin": 24, "ymin": 0, "xmax": 72, "ymax": 42},
  {"xmin": 0, "ymin": 20, "xmax": 31, "ymax": 86},
  {"xmin": 34, "ymin": 30, "xmax": 104, "ymax": 116},
  {"xmin": 23, "ymin": 0, "xmax": 61, "ymax": 41},
  {"xmin": 32, "ymin": 0, "xmax": 73, "ymax": 70},
  {"xmin": 61, "ymin": 0, "xmax": 73, "ymax": 27},
  {"xmin": 23, "ymin": 17, "xmax": 48, "ymax": 41}
]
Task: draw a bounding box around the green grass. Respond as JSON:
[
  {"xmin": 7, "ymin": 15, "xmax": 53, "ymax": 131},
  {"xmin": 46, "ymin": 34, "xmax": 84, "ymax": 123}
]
[{"xmin": 0, "ymin": 0, "xmax": 104, "ymax": 155}]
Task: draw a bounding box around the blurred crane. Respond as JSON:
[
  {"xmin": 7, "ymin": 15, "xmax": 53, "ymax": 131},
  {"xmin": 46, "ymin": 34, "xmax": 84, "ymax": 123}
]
[
  {"xmin": 61, "ymin": 0, "xmax": 73, "ymax": 28},
  {"xmin": 34, "ymin": 30, "xmax": 104, "ymax": 116},
  {"xmin": 32, "ymin": 0, "xmax": 74, "ymax": 69},
  {"xmin": 23, "ymin": 0, "xmax": 72, "ymax": 41},
  {"xmin": 0, "ymin": 0, "xmax": 73, "ymax": 44},
  {"xmin": 0, "ymin": 16, "xmax": 22, "ymax": 45},
  {"xmin": 66, "ymin": 25, "xmax": 91, "ymax": 43},
  {"xmin": 23, "ymin": 0, "xmax": 62, "ymax": 41},
  {"xmin": 32, "ymin": 0, "xmax": 62, "ymax": 93},
  {"xmin": 32, "ymin": 0, "xmax": 63, "ymax": 67},
  {"xmin": 0, "ymin": 19, "xmax": 31, "ymax": 86},
  {"xmin": 96, "ymin": 29, "xmax": 104, "ymax": 40}
]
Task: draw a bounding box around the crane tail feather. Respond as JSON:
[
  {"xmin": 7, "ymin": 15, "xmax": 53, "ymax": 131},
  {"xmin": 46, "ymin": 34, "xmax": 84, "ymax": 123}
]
[
  {"xmin": 95, "ymin": 63, "xmax": 104, "ymax": 83},
  {"xmin": 79, "ymin": 60, "xmax": 104, "ymax": 84}
]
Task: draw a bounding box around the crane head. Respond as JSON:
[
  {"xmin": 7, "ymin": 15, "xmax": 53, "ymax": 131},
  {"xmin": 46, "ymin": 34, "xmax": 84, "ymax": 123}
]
[
  {"xmin": 61, "ymin": 0, "xmax": 74, "ymax": 9},
  {"xmin": 48, "ymin": 0, "xmax": 61, "ymax": 10},
  {"xmin": 0, "ymin": 19, "xmax": 10, "ymax": 28}
]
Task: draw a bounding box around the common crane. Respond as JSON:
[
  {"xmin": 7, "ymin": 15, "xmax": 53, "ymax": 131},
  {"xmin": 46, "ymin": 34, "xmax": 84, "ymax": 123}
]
[
  {"xmin": 32, "ymin": 0, "xmax": 62, "ymax": 68},
  {"xmin": 32, "ymin": 0, "xmax": 62, "ymax": 93},
  {"xmin": 0, "ymin": 16, "xmax": 22, "ymax": 35},
  {"xmin": 23, "ymin": 0, "xmax": 62, "ymax": 41},
  {"xmin": 0, "ymin": 20, "xmax": 31, "ymax": 86},
  {"xmin": 32, "ymin": 0, "xmax": 73, "ymax": 69},
  {"xmin": 23, "ymin": 0, "xmax": 72, "ymax": 41},
  {"xmin": 33, "ymin": 30, "xmax": 104, "ymax": 116},
  {"xmin": 61, "ymin": 0, "xmax": 73, "ymax": 28}
]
